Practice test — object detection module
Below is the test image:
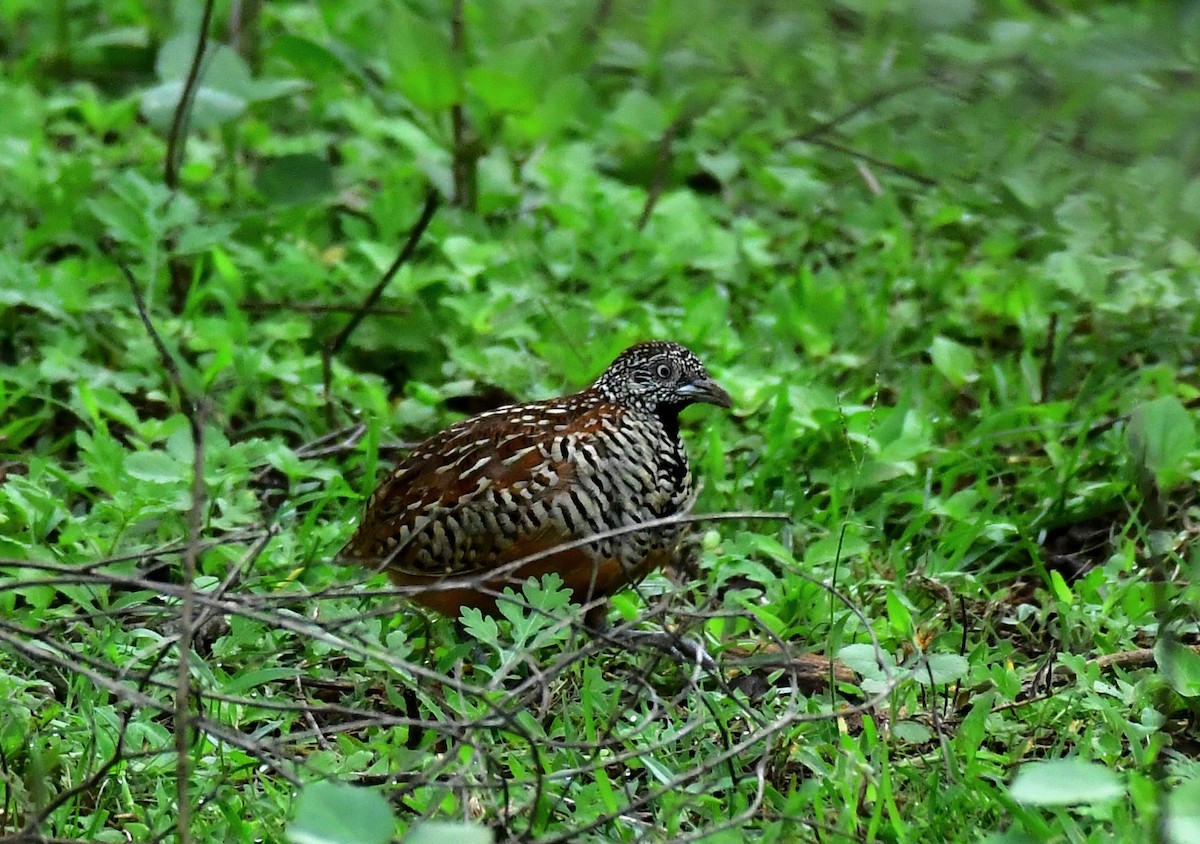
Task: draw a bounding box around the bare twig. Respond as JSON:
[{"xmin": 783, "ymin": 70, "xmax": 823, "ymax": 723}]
[
  {"xmin": 99, "ymin": 241, "xmax": 206, "ymax": 844},
  {"xmin": 164, "ymin": 0, "xmax": 216, "ymax": 190},
  {"xmin": 1039, "ymin": 312, "xmax": 1059, "ymax": 404},
  {"xmin": 795, "ymin": 80, "xmax": 927, "ymax": 142},
  {"xmin": 802, "ymin": 136, "xmax": 937, "ymax": 187},
  {"xmin": 242, "ymin": 300, "xmax": 412, "ymax": 317},
  {"xmin": 322, "ymin": 190, "xmax": 440, "ymax": 425},
  {"xmin": 637, "ymin": 119, "xmax": 681, "ymax": 230},
  {"xmin": 449, "ymin": 0, "xmax": 473, "ymax": 210}
]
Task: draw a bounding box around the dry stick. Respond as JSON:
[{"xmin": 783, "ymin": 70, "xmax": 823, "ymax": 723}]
[
  {"xmin": 1039, "ymin": 312, "xmax": 1059, "ymax": 404},
  {"xmin": 243, "ymin": 301, "xmax": 412, "ymax": 317},
  {"xmin": 636, "ymin": 119, "xmax": 681, "ymax": 230},
  {"xmin": 988, "ymin": 644, "xmax": 1200, "ymax": 715},
  {"xmin": 922, "ymin": 659, "xmax": 957, "ymax": 784},
  {"xmin": 449, "ymin": 0, "xmax": 471, "ymax": 209},
  {"xmin": 162, "ymin": 0, "xmax": 217, "ymax": 314},
  {"xmin": 102, "ymin": 244, "xmax": 206, "ymax": 844},
  {"xmin": 321, "ymin": 190, "xmax": 440, "ymax": 426},
  {"xmin": 164, "ymin": 0, "xmax": 215, "ymax": 190},
  {"xmin": 5, "ymin": 566, "xmax": 554, "ymax": 732},
  {"xmin": 803, "ymin": 136, "xmax": 937, "ymax": 187},
  {"xmin": 8, "ymin": 569, "xmax": 875, "ymax": 832},
  {"xmin": 533, "ymin": 666, "xmax": 919, "ymax": 844},
  {"xmin": 16, "ymin": 707, "xmax": 133, "ymax": 838},
  {"xmin": 794, "ymin": 80, "xmax": 928, "ymax": 142},
  {"xmin": 0, "ymin": 629, "xmax": 303, "ymax": 786},
  {"xmin": 1145, "ymin": 504, "xmax": 1177, "ymax": 844},
  {"xmin": 2, "ymin": 604, "xmax": 489, "ymax": 750}
]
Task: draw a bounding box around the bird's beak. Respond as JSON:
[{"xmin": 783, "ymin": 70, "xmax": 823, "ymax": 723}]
[{"xmin": 675, "ymin": 376, "xmax": 733, "ymax": 408}]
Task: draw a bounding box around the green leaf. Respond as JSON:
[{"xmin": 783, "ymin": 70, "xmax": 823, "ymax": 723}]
[
  {"xmin": 385, "ymin": 6, "xmax": 460, "ymax": 111},
  {"xmin": 287, "ymin": 781, "xmax": 393, "ymax": 844},
  {"xmin": 892, "ymin": 720, "xmax": 933, "ymax": 743},
  {"xmin": 836, "ymin": 643, "xmax": 894, "ymax": 680},
  {"xmin": 124, "ymin": 451, "xmax": 186, "ymax": 484},
  {"xmin": 141, "ymin": 34, "xmax": 306, "ymax": 131},
  {"xmin": 606, "ymin": 89, "xmax": 669, "ymax": 141},
  {"xmin": 459, "ymin": 607, "xmax": 500, "ymax": 644},
  {"xmin": 404, "ymin": 821, "xmax": 493, "ymax": 844},
  {"xmin": 140, "ymin": 80, "xmax": 246, "ymax": 132},
  {"xmin": 1167, "ymin": 777, "xmax": 1200, "ymax": 844},
  {"xmin": 272, "ymin": 33, "xmax": 353, "ymax": 79},
  {"xmin": 466, "ymin": 38, "xmax": 547, "ymax": 114},
  {"xmin": 1049, "ymin": 569, "xmax": 1073, "ymax": 603},
  {"xmin": 886, "ymin": 590, "xmax": 914, "ymax": 639},
  {"xmin": 255, "ymin": 154, "xmax": 335, "ymax": 206},
  {"xmin": 142, "ymin": 36, "xmax": 254, "ymax": 131},
  {"xmin": 221, "ymin": 668, "xmax": 299, "ymax": 695},
  {"xmin": 915, "ymin": 653, "xmax": 969, "ymax": 686},
  {"xmin": 1009, "ymin": 759, "xmax": 1123, "ymax": 806},
  {"xmin": 1154, "ymin": 639, "xmax": 1200, "ymax": 698},
  {"xmin": 1127, "ymin": 396, "xmax": 1196, "ymax": 489},
  {"xmin": 928, "ymin": 336, "xmax": 978, "ymax": 387}
]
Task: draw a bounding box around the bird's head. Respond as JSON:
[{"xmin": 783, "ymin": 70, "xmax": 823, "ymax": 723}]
[{"xmin": 593, "ymin": 341, "xmax": 732, "ymax": 416}]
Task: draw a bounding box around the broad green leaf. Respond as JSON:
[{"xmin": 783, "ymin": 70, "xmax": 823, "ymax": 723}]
[
  {"xmin": 802, "ymin": 530, "xmax": 869, "ymax": 566},
  {"xmin": 287, "ymin": 781, "xmax": 393, "ymax": 844},
  {"xmin": 606, "ymin": 88, "xmax": 669, "ymax": 141},
  {"xmin": 836, "ymin": 643, "xmax": 894, "ymax": 679},
  {"xmin": 1009, "ymin": 759, "xmax": 1123, "ymax": 806},
  {"xmin": 1127, "ymin": 396, "xmax": 1196, "ymax": 489},
  {"xmin": 1049, "ymin": 569, "xmax": 1073, "ymax": 603},
  {"xmin": 466, "ymin": 38, "xmax": 548, "ymax": 114},
  {"xmin": 928, "ymin": 336, "xmax": 978, "ymax": 387},
  {"xmin": 221, "ymin": 668, "xmax": 299, "ymax": 695},
  {"xmin": 1167, "ymin": 777, "xmax": 1200, "ymax": 843},
  {"xmin": 142, "ymin": 36, "xmax": 254, "ymax": 131},
  {"xmin": 124, "ymin": 451, "xmax": 185, "ymax": 484},
  {"xmin": 272, "ymin": 33, "xmax": 357, "ymax": 81},
  {"xmin": 1155, "ymin": 639, "xmax": 1200, "ymax": 698},
  {"xmin": 385, "ymin": 6, "xmax": 460, "ymax": 111},
  {"xmin": 886, "ymin": 590, "xmax": 914, "ymax": 639},
  {"xmin": 255, "ymin": 154, "xmax": 335, "ymax": 206},
  {"xmin": 142, "ymin": 35, "xmax": 306, "ymax": 131},
  {"xmin": 915, "ymin": 653, "xmax": 969, "ymax": 686},
  {"xmin": 405, "ymin": 821, "xmax": 493, "ymax": 844},
  {"xmin": 892, "ymin": 720, "xmax": 933, "ymax": 743}
]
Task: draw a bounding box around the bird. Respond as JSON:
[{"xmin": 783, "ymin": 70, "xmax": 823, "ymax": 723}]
[{"xmin": 339, "ymin": 340, "xmax": 732, "ymax": 628}]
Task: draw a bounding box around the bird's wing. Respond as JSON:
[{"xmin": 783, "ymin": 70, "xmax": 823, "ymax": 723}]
[{"xmin": 340, "ymin": 395, "xmax": 619, "ymax": 577}]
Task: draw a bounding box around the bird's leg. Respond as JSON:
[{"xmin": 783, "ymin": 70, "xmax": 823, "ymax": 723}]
[
  {"xmin": 582, "ymin": 600, "xmax": 611, "ymax": 634},
  {"xmin": 622, "ymin": 628, "xmax": 715, "ymax": 670}
]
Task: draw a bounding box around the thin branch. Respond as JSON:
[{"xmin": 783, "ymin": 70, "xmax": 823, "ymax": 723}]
[
  {"xmin": 242, "ymin": 300, "xmax": 413, "ymax": 317},
  {"xmin": 322, "ymin": 190, "xmax": 440, "ymax": 424},
  {"xmin": 101, "ymin": 242, "xmax": 194, "ymax": 413},
  {"xmin": 355, "ymin": 192, "xmax": 438, "ymax": 333},
  {"xmin": 794, "ymin": 80, "xmax": 926, "ymax": 142},
  {"xmin": 802, "ymin": 136, "xmax": 937, "ymax": 187},
  {"xmin": 1038, "ymin": 312, "xmax": 1059, "ymax": 404},
  {"xmin": 164, "ymin": 0, "xmax": 217, "ymax": 190},
  {"xmin": 99, "ymin": 240, "xmax": 206, "ymax": 843},
  {"xmin": 449, "ymin": 0, "xmax": 473, "ymax": 209},
  {"xmin": 18, "ymin": 710, "xmax": 132, "ymax": 837},
  {"xmin": 637, "ymin": 119, "xmax": 681, "ymax": 230}
]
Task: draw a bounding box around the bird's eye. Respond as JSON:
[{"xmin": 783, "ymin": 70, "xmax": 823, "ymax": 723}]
[{"xmin": 655, "ymin": 363, "xmax": 673, "ymax": 380}]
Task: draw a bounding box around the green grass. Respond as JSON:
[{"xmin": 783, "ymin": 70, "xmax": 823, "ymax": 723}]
[{"xmin": 2, "ymin": 1, "xmax": 1200, "ymax": 842}]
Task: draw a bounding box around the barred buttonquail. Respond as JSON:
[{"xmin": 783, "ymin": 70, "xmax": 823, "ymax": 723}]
[{"xmin": 340, "ymin": 341, "xmax": 731, "ymax": 625}]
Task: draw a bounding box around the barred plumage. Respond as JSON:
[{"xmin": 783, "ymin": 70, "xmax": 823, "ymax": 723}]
[{"xmin": 339, "ymin": 341, "xmax": 731, "ymax": 624}]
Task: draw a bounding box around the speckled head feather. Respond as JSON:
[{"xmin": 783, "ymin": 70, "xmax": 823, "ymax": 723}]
[{"xmin": 592, "ymin": 341, "xmax": 732, "ymax": 415}]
